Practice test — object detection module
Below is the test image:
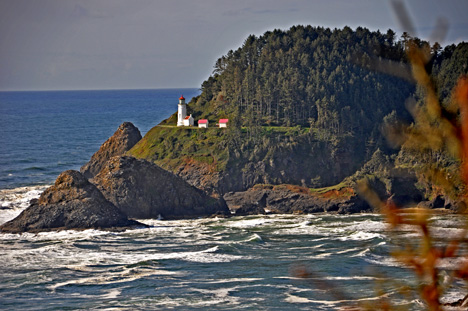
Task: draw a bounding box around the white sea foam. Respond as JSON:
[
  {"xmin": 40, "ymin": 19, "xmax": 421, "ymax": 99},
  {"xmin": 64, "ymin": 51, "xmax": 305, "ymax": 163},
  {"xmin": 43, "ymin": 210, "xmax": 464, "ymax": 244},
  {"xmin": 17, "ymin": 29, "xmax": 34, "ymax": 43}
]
[
  {"xmin": 324, "ymin": 276, "xmax": 378, "ymax": 281},
  {"xmin": 285, "ymin": 291, "xmax": 390, "ymax": 306},
  {"xmin": 352, "ymin": 247, "xmax": 371, "ymax": 257},
  {"xmin": 202, "ymin": 278, "xmax": 264, "ymax": 284},
  {"xmin": 224, "ymin": 217, "xmax": 271, "ymax": 228},
  {"xmin": 363, "ymin": 254, "xmax": 402, "ymax": 267},
  {"xmin": 8, "ymin": 237, "xmax": 243, "ymax": 270},
  {"xmin": 3, "ymin": 212, "xmax": 467, "ymax": 310},
  {"xmin": 0, "ymin": 185, "xmax": 49, "ymax": 224},
  {"xmin": 192, "ymin": 286, "xmax": 241, "ymax": 305},
  {"xmin": 285, "ymin": 292, "xmax": 314, "ymax": 303},
  {"xmin": 0, "ymin": 228, "xmax": 111, "ymax": 242},
  {"xmin": 338, "ymin": 231, "xmax": 385, "ymax": 241},
  {"xmin": 49, "ymin": 267, "xmax": 174, "ymax": 291},
  {"xmin": 0, "ymin": 185, "xmax": 48, "ymax": 209},
  {"xmin": 335, "ymin": 247, "xmax": 365, "ymax": 255},
  {"xmin": 247, "ymin": 233, "xmax": 263, "ymax": 242},
  {"xmin": 100, "ymin": 289, "xmax": 122, "ymax": 299},
  {"xmin": 311, "ymin": 252, "xmax": 333, "ymax": 259}
]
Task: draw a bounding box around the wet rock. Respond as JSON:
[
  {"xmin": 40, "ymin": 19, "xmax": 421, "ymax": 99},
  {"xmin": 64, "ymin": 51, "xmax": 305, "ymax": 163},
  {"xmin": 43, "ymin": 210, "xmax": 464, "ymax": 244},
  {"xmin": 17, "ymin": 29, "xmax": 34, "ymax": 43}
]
[
  {"xmin": 0, "ymin": 170, "xmax": 142, "ymax": 233},
  {"xmin": 337, "ymin": 196, "xmax": 372, "ymax": 214},
  {"xmin": 224, "ymin": 185, "xmax": 373, "ymax": 215},
  {"xmin": 235, "ymin": 193, "xmax": 267, "ymax": 216},
  {"xmin": 81, "ymin": 122, "xmax": 142, "ymax": 180},
  {"xmin": 445, "ymin": 198, "xmax": 467, "ymax": 212},
  {"xmin": 224, "ymin": 190, "xmax": 269, "ymax": 212},
  {"xmin": 235, "ymin": 203, "xmax": 266, "ymax": 216},
  {"xmin": 93, "ymin": 156, "xmax": 230, "ymax": 219}
]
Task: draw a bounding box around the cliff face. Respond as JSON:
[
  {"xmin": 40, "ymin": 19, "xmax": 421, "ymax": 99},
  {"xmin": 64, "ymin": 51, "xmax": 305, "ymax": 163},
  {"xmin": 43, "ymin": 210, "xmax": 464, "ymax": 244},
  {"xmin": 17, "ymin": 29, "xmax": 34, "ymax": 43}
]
[
  {"xmin": 93, "ymin": 156, "xmax": 229, "ymax": 219},
  {"xmin": 0, "ymin": 170, "xmax": 142, "ymax": 233},
  {"xmin": 2, "ymin": 122, "xmax": 233, "ymax": 233},
  {"xmin": 81, "ymin": 122, "xmax": 142, "ymax": 179},
  {"xmin": 220, "ymin": 133, "xmax": 360, "ymax": 194},
  {"xmin": 224, "ymin": 185, "xmax": 372, "ymax": 215},
  {"xmin": 129, "ymin": 127, "xmax": 363, "ymax": 196}
]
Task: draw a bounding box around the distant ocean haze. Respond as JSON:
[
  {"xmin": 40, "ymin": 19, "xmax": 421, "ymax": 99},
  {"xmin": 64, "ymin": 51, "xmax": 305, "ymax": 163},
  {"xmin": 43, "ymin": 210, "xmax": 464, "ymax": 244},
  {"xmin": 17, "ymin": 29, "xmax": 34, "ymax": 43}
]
[{"xmin": 0, "ymin": 88, "xmax": 200, "ymax": 189}]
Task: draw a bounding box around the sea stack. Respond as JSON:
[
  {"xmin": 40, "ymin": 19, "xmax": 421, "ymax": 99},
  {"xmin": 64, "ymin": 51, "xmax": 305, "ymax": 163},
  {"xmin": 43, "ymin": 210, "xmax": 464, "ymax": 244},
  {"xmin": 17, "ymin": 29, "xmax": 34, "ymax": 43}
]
[
  {"xmin": 93, "ymin": 156, "xmax": 230, "ymax": 219},
  {"xmin": 81, "ymin": 122, "xmax": 142, "ymax": 180},
  {"xmin": 0, "ymin": 170, "xmax": 143, "ymax": 233}
]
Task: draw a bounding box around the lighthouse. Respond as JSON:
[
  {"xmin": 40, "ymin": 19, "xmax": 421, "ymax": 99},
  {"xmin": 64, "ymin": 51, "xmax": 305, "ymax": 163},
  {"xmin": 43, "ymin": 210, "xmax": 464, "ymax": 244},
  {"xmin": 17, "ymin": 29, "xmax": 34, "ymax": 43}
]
[{"xmin": 177, "ymin": 95, "xmax": 187, "ymax": 126}]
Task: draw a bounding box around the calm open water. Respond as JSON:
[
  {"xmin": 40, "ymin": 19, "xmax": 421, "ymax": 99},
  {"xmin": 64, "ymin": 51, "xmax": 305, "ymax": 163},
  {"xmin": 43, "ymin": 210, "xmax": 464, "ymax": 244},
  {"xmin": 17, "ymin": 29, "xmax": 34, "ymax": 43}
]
[{"xmin": 0, "ymin": 89, "xmax": 467, "ymax": 310}]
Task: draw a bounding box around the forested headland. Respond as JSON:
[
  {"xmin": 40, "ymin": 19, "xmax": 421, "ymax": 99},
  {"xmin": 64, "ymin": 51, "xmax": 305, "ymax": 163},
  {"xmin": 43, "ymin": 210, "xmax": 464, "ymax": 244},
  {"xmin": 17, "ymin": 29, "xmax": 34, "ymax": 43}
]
[{"xmin": 132, "ymin": 25, "xmax": 468, "ymax": 204}]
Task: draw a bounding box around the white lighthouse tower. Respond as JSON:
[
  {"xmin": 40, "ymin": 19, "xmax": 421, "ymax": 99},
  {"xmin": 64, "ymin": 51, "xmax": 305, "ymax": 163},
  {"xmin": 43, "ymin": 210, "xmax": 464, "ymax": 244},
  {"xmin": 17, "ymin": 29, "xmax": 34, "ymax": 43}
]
[{"xmin": 177, "ymin": 95, "xmax": 187, "ymax": 126}]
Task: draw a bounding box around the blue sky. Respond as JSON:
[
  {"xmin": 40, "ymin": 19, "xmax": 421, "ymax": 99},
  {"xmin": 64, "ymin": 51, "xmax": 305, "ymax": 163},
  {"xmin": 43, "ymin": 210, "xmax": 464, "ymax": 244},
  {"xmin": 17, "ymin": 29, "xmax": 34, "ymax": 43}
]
[{"xmin": 0, "ymin": 0, "xmax": 467, "ymax": 91}]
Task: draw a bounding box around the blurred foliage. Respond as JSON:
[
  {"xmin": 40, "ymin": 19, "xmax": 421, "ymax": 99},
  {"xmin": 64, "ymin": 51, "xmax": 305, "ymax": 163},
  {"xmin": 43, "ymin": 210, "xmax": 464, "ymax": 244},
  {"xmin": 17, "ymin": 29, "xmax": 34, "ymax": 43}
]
[{"xmin": 293, "ymin": 1, "xmax": 468, "ymax": 309}]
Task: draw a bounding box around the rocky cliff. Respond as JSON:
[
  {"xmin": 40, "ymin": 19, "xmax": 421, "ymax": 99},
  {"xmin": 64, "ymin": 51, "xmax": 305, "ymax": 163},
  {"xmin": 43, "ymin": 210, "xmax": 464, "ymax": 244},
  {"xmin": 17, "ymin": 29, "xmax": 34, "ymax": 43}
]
[
  {"xmin": 129, "ymin": 126, "xmax": 363, "ymax": 196},
  {"xmin": 224, "ymin": 184, "xmax": 372, "ymax": 215},
  {"xmin": 1, "ymin": 122, "xmax": 232, "ymax": 233},
  {"xmin": 93, "ymin": 156, "xmax": 229, "ymax": 219},
  {"xmin": 0, "ymin": 170, "xmax": 143, "ymax": 233},
  {"xmin": 81, "ymin": 122, "xmax": 142, "ymax": 179}
]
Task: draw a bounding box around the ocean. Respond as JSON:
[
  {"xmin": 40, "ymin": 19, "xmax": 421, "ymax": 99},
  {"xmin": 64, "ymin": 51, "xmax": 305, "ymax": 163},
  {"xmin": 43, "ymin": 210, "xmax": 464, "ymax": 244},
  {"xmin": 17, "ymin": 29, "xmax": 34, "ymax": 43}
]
[{"xmin": 0, "ymin": 89, "xmax": 466, "ymax": 310}]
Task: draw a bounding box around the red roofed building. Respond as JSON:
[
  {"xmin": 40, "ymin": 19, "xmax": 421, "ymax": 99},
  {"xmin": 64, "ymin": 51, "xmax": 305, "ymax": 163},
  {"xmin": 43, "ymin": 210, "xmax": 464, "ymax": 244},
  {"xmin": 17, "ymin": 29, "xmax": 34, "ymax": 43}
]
[
  {"xmin": 198, "ymin": 119, "xmax": 208, "ymax": 128},
  {"xmin": 219, "ymin": 119, "xmax": 228, "ymax": 128}
]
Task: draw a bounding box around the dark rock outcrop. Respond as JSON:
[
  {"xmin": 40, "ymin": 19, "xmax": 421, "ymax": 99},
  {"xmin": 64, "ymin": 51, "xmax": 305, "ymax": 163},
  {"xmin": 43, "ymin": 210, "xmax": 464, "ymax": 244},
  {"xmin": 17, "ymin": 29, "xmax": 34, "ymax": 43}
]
[
  {"xmin": 93, "ymin": 156, "xmax": 230, "ymax": 219},
  {"xmin": 430, "ymin": 195, "xmax": 445, "ymax": 209},
  {"xmin": 224, "ymin": 185, "xmax": 373, "ymax": 215},
  {"xmin": 386, "ymin": 172, "xmax": 423, "ymax": 207},
  {"xmin": 418, "ymin": 195, "xmax": 446, "ymax": 209},
  {"xmin": 81, "ymin": 122, "xmax": 142, "ymax": 180},
  {"xmin": 234, "ymin": 193, "xmax": 267, "ymax": 216},
  {"xmin": 445, "ymin": 198, "xmax": 467, "ymax": 212},
  {"xmin": 0, "ymin": 170, "xmax": 142, "ymax": 233}
]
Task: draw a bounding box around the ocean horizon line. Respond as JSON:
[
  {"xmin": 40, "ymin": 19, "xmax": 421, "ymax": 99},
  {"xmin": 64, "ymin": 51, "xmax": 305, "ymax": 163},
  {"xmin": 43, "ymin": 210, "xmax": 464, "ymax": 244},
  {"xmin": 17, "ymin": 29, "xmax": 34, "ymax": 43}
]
[{"xmin": 0, "ymin": 87, "xmax": 200, "ymax": 93}]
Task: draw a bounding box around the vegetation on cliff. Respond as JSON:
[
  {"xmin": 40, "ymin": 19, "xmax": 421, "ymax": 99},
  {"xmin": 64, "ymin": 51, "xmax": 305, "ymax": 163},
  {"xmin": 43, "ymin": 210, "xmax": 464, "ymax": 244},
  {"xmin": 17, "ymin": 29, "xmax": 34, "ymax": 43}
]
[{"xmin": 133, "ymin": 26, "xmax": 468, "ymax": 201}]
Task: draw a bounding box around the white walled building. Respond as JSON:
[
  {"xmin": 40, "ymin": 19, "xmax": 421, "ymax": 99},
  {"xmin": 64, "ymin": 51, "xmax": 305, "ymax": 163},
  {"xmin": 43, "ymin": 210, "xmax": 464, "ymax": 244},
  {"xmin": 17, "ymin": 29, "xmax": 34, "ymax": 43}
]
[
  {"xmin": 219, "ymin": 119, "xmax": 229, "ymax": 128},
  {"xmin": 198, "ymin": 119, "xmax": 208, "ymax": 128},
  {"xmin": 183, "ymin": 114, "xmax": 194, "ymax": 126}
]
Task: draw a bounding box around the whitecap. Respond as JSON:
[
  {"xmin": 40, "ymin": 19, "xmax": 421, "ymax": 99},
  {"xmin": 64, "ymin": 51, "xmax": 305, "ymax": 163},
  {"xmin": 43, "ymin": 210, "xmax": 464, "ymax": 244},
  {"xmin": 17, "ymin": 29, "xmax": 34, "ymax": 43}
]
[
  {"xmin": 246, "ymin": 233, "xmax": 263, "ymax": 243},
  {"xmin": 285, "ymin": 291, "xmax": 390, "ymax": 306},
  {"xmin": 363, "ymin": 254, "xmax": 402, "ymax": 267},
  {"xmin": 338, "ymin": 231, "xmax": 384, "ymax": 241},
  {"xmin": 202, "ymin": 278, "xmax": 264, "ymax": 284},
  {"xmin": 49, "ymin": 268, "xmax": 171, "ymax": 291},
  {"xmin": 322, "ymin": 276, "xmax": 381, "ymax": 281},
  {"xmin": 284, "ymin": 292, "xmax": 314, "ymax": 304},
  {"xmin": 312, "ymin": 252, "xmax": 333, "ymax": 259},
  {"xmin": 224, "ymin": 218, "xmax": 271, "ymax": 228},
  {"xmin": 101, "ymin": 288, "xmax": 122, "ymax": 299},
  {"xmin": 352, "ymin": 248, "xmax": 371, "ymax": 257}
]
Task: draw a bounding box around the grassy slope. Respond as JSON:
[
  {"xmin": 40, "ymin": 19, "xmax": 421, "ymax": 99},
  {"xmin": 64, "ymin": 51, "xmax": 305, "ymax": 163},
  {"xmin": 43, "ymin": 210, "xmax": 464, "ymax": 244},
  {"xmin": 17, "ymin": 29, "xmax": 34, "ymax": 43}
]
[{"xmin": 128, "ymin": 125, "xmax": 230, "ymax": 173}]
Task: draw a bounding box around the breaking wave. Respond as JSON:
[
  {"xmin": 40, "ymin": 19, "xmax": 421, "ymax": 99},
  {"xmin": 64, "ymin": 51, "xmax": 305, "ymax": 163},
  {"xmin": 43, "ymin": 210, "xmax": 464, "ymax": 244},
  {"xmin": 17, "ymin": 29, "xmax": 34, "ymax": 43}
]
[{"xmin": 1, "ymin": 189, "xmax": 467, "ymax": 310}]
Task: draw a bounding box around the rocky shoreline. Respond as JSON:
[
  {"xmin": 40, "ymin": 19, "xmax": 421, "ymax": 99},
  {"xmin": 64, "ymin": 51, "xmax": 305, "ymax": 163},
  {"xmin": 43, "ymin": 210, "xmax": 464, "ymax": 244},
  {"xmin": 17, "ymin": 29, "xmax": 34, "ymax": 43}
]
[
  {"xmin": 0, "ymin": 122, "xmax": 462, "ymax": 234},
  {"xmin": 0, "ymin": 122, "xmax": 229, "ymax": 233}
]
